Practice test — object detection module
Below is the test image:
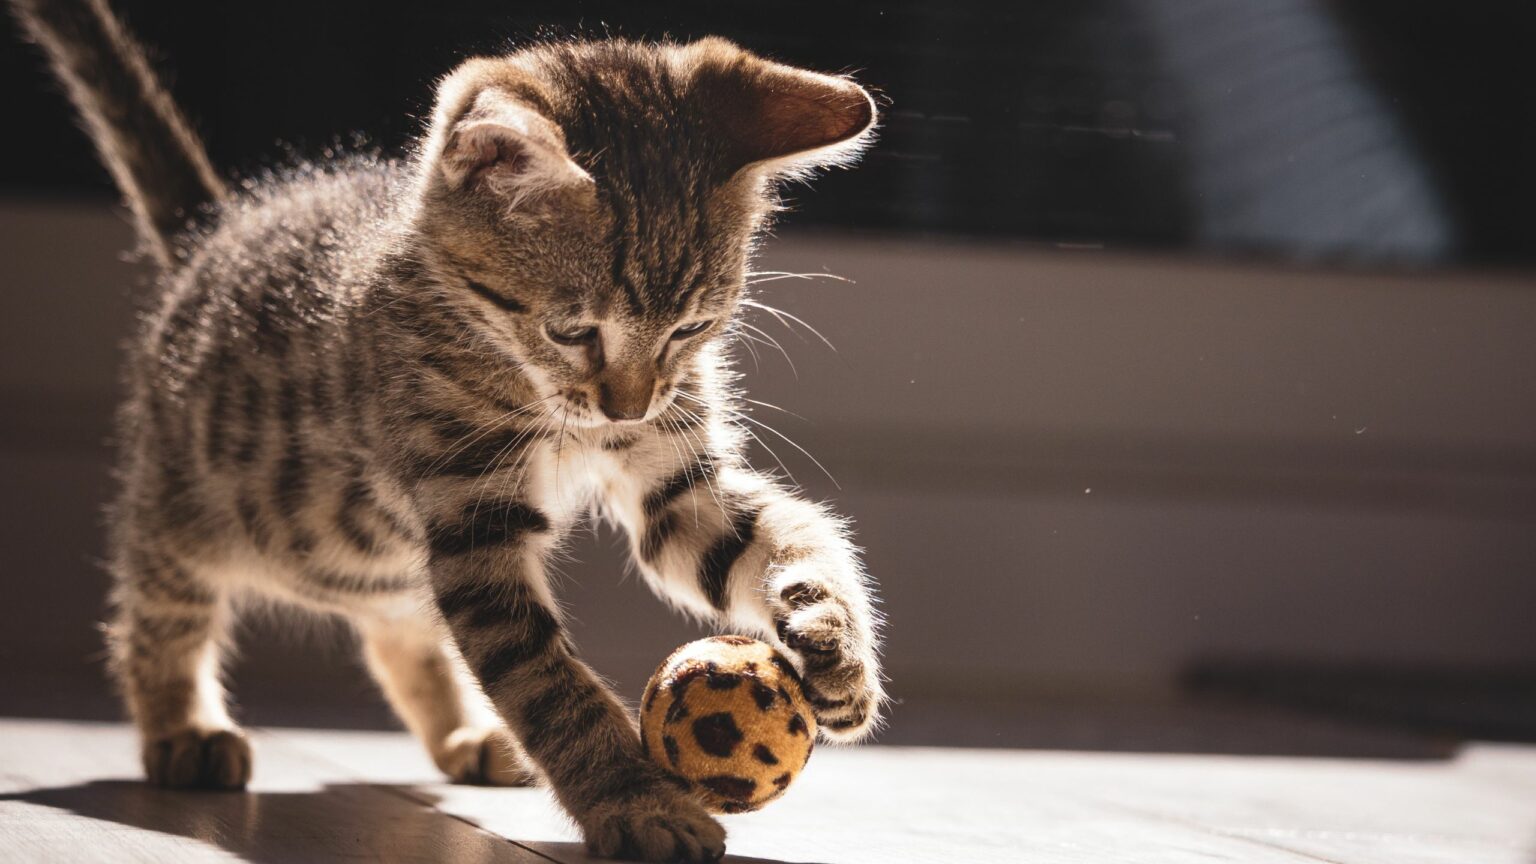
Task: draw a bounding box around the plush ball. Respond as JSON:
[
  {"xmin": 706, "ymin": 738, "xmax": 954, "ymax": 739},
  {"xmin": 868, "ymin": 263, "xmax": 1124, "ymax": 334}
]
[{"xmin": 640, "ymin": 636, "xmax": 816, "ymax": 813}]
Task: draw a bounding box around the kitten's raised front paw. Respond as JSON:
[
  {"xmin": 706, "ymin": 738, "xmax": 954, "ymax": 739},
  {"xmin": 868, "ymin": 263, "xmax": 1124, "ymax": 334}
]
[
  {"xmin": 580, "ymin": 782, "xmax": 726, "ymax": 863},
  {"xmin": 439, "ymin": 727, "xmax": 539, "ymax": 787},
  {"xmin": 142, "ymin": 728, "xmax": 252, "ymax": 790},
  {"xmin": 773, "ymin": 583, "xmax": 885, "ymax": 741}
]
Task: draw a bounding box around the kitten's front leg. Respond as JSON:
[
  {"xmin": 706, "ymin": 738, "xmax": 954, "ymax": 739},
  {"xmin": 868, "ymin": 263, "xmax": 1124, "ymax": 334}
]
[
  {"xmin": 626, "ymin": 457, "xmax": 885, "ymax": 739},
  {"xmin": 422, "ymin": 495, "xmax": 724, "ymax": 862}
]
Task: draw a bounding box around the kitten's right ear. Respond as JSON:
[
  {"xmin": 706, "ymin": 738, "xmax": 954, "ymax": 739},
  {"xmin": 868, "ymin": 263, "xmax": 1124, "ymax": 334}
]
[
  {"xmin": 425, "ymin": 68, "xmax": 592, "ymax": 209},
  {"xmin": 683, "ymin": 38, "xmax": 878, "ymax": 178}
]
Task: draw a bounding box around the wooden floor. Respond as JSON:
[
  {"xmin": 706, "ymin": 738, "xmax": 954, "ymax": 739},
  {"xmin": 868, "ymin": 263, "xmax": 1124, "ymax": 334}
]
[{"xmin": 1, "ymin": 719, "xmax": 1533, "ymax": 863}]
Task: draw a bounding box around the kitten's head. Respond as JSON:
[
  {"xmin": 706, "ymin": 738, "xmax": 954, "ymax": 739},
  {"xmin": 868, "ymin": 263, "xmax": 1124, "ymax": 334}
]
[{"xmin": 405, "ymin": 38, "xmax": 874, "ymax": 427}]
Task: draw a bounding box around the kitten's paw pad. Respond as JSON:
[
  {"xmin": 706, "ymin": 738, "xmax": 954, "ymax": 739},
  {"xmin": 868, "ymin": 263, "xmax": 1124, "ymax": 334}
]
[
  {"xmin": 582, "ymin": 790, "xmax": 726, "ymax": 862},
  {"xmin": 143, "ymin": 728, "xmax": 252, "ymax": 790},
  {"xmin": 439, "ymin": 727, "xmax": 538, "ymax": 787}
]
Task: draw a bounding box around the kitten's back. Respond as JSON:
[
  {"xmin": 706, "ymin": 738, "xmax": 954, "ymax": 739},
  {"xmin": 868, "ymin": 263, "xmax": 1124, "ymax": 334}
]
[{"xmin": 140, "ymin": 159, "xmax": 406, "ymax": 387}]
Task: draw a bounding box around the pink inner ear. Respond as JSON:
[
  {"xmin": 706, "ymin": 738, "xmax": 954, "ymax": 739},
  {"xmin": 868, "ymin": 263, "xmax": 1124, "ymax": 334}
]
[
  {"xmin": 440, "ymin": 112, "xmax": 594, "ymax": 208},
  {"xmin": 453, "ymin": 126, "xmax": 533, "ymax": 186}
]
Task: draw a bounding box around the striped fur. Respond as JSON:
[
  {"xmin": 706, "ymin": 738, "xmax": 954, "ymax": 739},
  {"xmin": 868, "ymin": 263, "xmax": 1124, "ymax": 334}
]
[{"xmin": 18, "ymin": 4, "xmax": 882, "ymax": 861}]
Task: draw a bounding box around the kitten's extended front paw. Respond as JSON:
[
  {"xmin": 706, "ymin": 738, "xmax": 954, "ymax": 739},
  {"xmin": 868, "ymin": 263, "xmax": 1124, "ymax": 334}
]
[
  {"xmin": 580, "ymin": 781, "xmax": 726, "ymax": 863},
  {"xmin": 142, "ymin": 728, "xmax": 252, "ymax": 790},
  {"xmin": 773, "ymin": 582, "xmax": 885, "ymax": 741}
]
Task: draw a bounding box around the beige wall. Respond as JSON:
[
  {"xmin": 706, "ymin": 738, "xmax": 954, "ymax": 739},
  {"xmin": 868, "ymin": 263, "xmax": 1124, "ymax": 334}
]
[{"xmin": 3, "ymin": 201, "xmax": 1533, "ymax": 723}]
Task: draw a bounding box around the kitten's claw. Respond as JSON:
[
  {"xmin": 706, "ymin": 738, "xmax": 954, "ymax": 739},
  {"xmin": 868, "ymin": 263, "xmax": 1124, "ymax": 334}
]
[
  {"xmin": 580, "ymin": 781, "xmax": 726, "ymax": 862},
  {"xmin": 143, "ymin": 728, "xmax": 252, "ymax": 790}
]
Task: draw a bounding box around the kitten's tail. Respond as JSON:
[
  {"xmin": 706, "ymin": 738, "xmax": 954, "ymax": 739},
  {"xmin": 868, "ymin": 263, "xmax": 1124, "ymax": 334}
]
[{"xmin": 12, "ymin": 0, "xmax": 226, "ymax": 268}]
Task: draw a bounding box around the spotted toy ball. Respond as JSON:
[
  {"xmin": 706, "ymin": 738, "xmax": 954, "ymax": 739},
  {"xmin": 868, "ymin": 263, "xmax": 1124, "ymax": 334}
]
[{"xmin": 640, "ymin": 636, "xmax": 816, "ymax": 814}]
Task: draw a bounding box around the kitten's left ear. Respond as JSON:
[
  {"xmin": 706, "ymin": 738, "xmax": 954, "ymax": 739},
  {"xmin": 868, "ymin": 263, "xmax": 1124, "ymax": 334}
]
[
  {"xmin": 684, "ymin": 38, "xmax": 877, "ymax": 177},
  {"xmin": 425, "ymin": 66, "xmax": 593, "ymax": 209}
]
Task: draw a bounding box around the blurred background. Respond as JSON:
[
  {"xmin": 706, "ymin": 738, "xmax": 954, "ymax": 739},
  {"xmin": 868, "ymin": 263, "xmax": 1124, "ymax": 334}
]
[{"xmin": 3, "ymin": 0, "xmax": 1534, "ymax": 757}]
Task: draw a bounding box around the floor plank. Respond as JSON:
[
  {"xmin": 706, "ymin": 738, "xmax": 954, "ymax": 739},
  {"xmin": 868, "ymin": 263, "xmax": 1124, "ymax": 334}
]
[
  {"xmin": 3, "ymin": 720, "xmax": 1534, "ymax": 864},
  {"xmin": 281, "ymin": 728, "xmax": 1536, "ymax": 864},
  {"xmin": 0, "ymin": 720, "xmax": 548, "ymax": 864},
  {"xmin": 1084, "ymin": 752, "xmax": 1536, "ymax": 864}
]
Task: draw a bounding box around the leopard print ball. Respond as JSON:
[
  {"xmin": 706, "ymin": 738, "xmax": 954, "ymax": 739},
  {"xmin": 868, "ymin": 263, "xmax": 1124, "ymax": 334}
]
[{"xmin": 641, "ymin": 636, "xmax": 816, "ymax": 814}]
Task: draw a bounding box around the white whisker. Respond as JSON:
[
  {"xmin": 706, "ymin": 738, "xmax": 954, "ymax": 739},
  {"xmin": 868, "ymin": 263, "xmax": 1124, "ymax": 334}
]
[
  {"xmin": 735, "ymin": 321, "xmax": 797, "ymax": 379},
  {"xmin": 711, "ymin": 400, "xmax": 838, "ymax": 490},
  {"xmin": 744, "ymin": 270, "xmax": 853, "ymax": 286},
  {"xmin": 742, "ymin": 299, "xmax": 839, "ymax": 354}
]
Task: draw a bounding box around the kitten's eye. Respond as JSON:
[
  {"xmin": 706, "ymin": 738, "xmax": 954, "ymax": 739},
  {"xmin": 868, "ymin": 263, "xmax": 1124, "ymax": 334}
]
[
  {"xmin": 546, "ymin": 324, "xmax": 599, "ymax": 346},
  {"xmin": 670, "ymin": 320, "xmax": 712, "ymax": 340}
]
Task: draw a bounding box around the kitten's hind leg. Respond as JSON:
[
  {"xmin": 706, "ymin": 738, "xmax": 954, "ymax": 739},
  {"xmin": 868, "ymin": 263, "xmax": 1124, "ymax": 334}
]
[
  {"xmin": 108, "ymin": 550, "xmax": 251, "ymax": 790},
  {"xmin": 359, "ymin": 619, "xmax": 537, "ymax": 786}
]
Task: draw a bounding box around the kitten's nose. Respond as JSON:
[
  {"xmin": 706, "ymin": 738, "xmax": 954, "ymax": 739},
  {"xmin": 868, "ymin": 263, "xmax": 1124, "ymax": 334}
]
[{"xmin": 598, "ymin": 379, "xmax": 653, "ymax": 422}]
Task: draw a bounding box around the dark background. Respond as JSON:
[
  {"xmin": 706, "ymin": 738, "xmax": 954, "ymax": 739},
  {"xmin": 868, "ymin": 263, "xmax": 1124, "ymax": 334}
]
[
  {"xmin": 4, "ymin": 1, "xmax": 1536, "ymax": 756},
  {"xmin": 4, "ymin": 1, "xmax": 1535, "ymax": 262}
]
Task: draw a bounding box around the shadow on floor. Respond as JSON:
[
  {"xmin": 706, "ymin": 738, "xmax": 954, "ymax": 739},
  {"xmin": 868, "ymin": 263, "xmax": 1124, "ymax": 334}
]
[{"xmin": 1, "ymin": 780, "xmax": 808, "ymax": 864}]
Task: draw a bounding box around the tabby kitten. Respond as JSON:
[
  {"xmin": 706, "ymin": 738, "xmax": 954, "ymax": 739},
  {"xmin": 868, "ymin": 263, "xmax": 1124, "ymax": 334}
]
[{"xmin": 16, "ymin": 0, "xmax": 884, "ymax": 860}]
